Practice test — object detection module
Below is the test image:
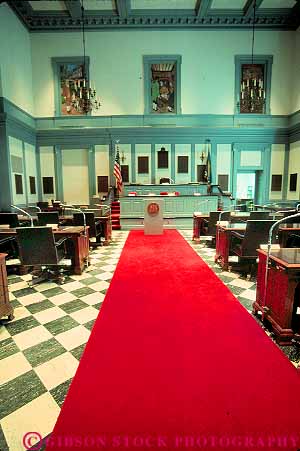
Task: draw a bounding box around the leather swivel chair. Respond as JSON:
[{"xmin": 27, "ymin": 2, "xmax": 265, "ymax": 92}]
[
  {"xmin": 202, "ymin": 211, "xmax": 231, "ymax": 245},
  {"xmin": 73, "ymin": 212, "xmax": 102, "ymax": 246},
  {"xmin": 37, "ymin": 202, "xmax": 49, "ymax": 211},
  {"xmin": 230, "ymin": 219, "xmax": 276, "ymax": 276},
  {"xmin": 37, "ymin": 212, "xmax": 60, "ymax": 226},
  {"xmin": 16, "ymin": 227, "xmax": 68, "ymax": 286}
]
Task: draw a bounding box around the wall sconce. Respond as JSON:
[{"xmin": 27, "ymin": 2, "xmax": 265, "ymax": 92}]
[{"xmin": 200, "ymin": 150, "xmax": 206, "ymax": 163}]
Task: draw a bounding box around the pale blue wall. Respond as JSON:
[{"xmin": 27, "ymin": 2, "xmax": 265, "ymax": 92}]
[
  {"xmin": 30, "ymin": 29, "xmax": 294, "ymax": 117},
  {"xmin": 291, "ymin": 28, "xmax": 300, "ymax": 114},
  {"xmin": 0, "ymin": 3, "xmax": 34, "ymax": 115}
]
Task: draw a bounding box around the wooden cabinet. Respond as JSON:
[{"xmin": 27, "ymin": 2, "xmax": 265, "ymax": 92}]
[
  {"xmin": 254, "ymin": 249, "xmax": 300, "ymax": 345},
  {"xmin": 0, "ymin": 253, "xmax": 14, "ymax": 321}
]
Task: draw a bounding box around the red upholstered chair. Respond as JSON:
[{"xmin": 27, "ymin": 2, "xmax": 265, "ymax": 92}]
[
  {"xmin": 160, "ymin": 192, "xmax": 168, "ymax": 195},
  {"xmin": 175, "ymin": 192, "xmax": 180, "ymax": 196},
  {"xmin": 128, "ymin": 192, "xmax": 137, "ymax": 196}
]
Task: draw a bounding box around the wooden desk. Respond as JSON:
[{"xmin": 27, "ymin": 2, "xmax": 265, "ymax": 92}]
[
  {"xmin": 254, "ymin": 248, "xmax": 300, "ymax": 345},
  {"xmin": 215, "ymin": 223, "xmax": 247, "ymax": 270},
  {"xmin": 0, "ymin": 253, "xmax": 14, "ymax": 321},
  {"xmin": 18, "ymin": 214, "xmax": 112, "ymax": 246},
  {"xmin": 0, "ymin": 226, "xmax": 89, "ymax": 275},
  {"xmin": 193, "ymin": 212, "xmax": 250, "ymax": 241}
]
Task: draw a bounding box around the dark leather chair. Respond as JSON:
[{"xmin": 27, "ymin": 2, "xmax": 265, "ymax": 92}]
[
  {"xmin": 0, "ymin": 213, "xmax": 20, "ymax": 228},
  {"xmin": 249, "ymin": 211, "xmax": 270, "ymax": 220},
  {"xmin": 16, "ymin": 227, "xmax": 68, "ymax": 285},
  {"xmin": 37, "ymin": 212, "xmax": 60, "ymax": 226},
  {"xmin": 73, "ymin": 212, "xmax": 102, "ymax": 246},
  {"xmin": 160, "ymin": 178, "xmax": 171, "ymax": 184},
  {"xmin": 230, "ymin": 219, "xmax": 276, "ymax": 276},
  {"xmin": 0, "ymin": 236, "xmax": 18, "ymax": 260},
  {"xmin": 286, "ymin": 233, "xmax": 300, "ymax": 248},
  {"xmin": 202, "ymin": 211, "xmax": 231, "ymax": 244},
  {"xmin": 37, "ymin": 202, "xmax": 49, "ymax": 211}
]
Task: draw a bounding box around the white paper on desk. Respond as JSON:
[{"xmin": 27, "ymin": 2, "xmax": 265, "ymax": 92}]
[
  {"xmin": 217, "ymin": 221, "xmax": 230, "ymax": 226},
  {"xmin": 47, "ymin": 224, "xmax": 58, "ymax": 230},
  {"xmin": 260, "ymin": 244, "xmax": 280, "ymax": 250},
  {"xmin": 0, "ymin": 224, "xmax": 10, "ymax": 229}
]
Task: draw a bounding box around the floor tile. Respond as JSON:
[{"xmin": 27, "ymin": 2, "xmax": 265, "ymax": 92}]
[
  {"xmin": 88, "ymin": 280, "xmax": 110, "ymax": 291},
  {"xmin": 61, "ymin": 281, "xmax": 86, "ymax": 292},
  {"xmin": 55, "ymin": 325, "xmax": 90, "ymax": 351},
  {"xmin": 49, "ymin": 291, "xmax": 77, "ymax": 306},
  {"xmin": 0, "ymin": 370, "xmax": 46, "ymax": 420},
  {"xmin": 69, "ymin": 306, "xmax": 99, "ymax": 324},
  {"xmin": 0, "ymin": 326, "xmax": 11, "ymax": 342},
  {"xmin": 40, "ymin": 286, "xmax": 66, "ymax": 298},
  {"xmin": 34, "ymin": 281, "xmax": 61, "ymax": 292},
  {"xmin": 0, "ymin": 352, "xmax": 32, "ymax": 385},
  {"xmin": 80, "ymin": 291, "xmax": 105, "ymax": 305},
  {"xmin": 12, "ymin": 325, "xmax": 52, "ymax": 351},
  {"xmin": 26, "ymin": 299, "xmax": 55, "ymax": 314},
  {"xmin": 84, "ymin": 319, "xmax": 96, "ymax": 331},
  {"xmin": 229, "ymin": 278, "xmax": 255, "ymax": 289},
  {"xmin": 0, "ymin": 337, "xmax": 19, "ymax": 360},
  {"xmin": 50, "ymin": 378, "xmax": 72, "ymax": 408},
  {"xmin": 1, "ymin": 392, "xmax": 60, "ymax": 451},
  {"xmin": 59, "ymin": 298, "xmax": 88, "ymax": 314},
  {"xmin": 70, "ymin": 343, "xmax": 86, "ymax": 361},
  {"xmin": 238, "ymin": 289, "xmax": 257, "ymax": 301},
  {"xmin": 11, "ymin": 287, "xmax": 37, "ymax": 298},
  {"xmin": 44, "ymin": 316, "xmax": 79, "ymax": 336},
  {"xmin": 17, "ymin": 292, "xmax": 47, "ymax": 306},
  {"xmin": 33, "ymin": 306, "xmax": 66, "ymax": 324},
  {"xmin": 35, "ymin": 352, "xmax": 79, "ymax": 391},
  {"xmin": 69, "ymin": 286, "xmax": 96, "ymax": 298},
  {"xmin": 24, "ymin": 337, "xmax": 67, "ymax": 367},
  {"xmin": 5, "ymin": 316, "xmax": 40, "ymax": 336}
]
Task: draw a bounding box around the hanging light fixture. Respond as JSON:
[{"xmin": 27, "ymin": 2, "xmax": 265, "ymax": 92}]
[
  {"xmin": 71, "ymin": 0, "xmax": 101, "ymax": 114},
  {"xmin": 239, "ymin": 0, "xmax": 265, "ymax": 114}
]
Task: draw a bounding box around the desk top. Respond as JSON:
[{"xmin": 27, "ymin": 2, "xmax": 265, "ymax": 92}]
[
  {"xmin": 0, "ymin": 226, "xmax": 87, "ymax": 235},
  {"xmin": 218, "ymin": 223, "xmax": 247, "ymax": 231},
  {"xmin": 280, "ymin": 224, "xmax": 300, "ymax": 230},
  {"xmin": 258, "ymin": 248, "xmax": 300, "ymax": 268}
]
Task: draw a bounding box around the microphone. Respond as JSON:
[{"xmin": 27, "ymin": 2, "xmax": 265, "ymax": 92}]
[
  {"xmin": 262, "ymin": 210, "xmax": 300, "ymax": 317},
  {"xmin": 11, "ymin": 205, "xmax": 34, "ymax": 227},
  {"xmin": 61, "ymin": 204, "xmax": 87, "ymax": 236}
]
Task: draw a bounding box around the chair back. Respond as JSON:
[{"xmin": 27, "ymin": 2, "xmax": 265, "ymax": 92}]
[
  {"xmin": 241, "ymin": 220, "xmax": 276, "ymax": 256},
  {"xmin": 37, "ymin": 202, "xmax": 49, "ymax": 211},
  {"xmin": 73, "ymin": 212, "xmax": 96, "ymax": 236},
  {"xmin": 16, "ymin": 227, "xmax": 59, "ymax": 265},
  {"xmin": 37, "ymin": 212, "xmax": 60, "ymax": 226},
  {"xmin": 249, "ymin": 211, "xmax": 270, "ymax": 220},
  {"xmin": 208, "ymin": 211, "xmax": 230, "ymax": 235},
  {"xmin": 0, "ymin": 213, "xmax": 19, "ymax": 228}
]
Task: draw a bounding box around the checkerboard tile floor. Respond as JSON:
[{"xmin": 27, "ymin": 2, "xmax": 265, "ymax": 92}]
[{"xmin": 1, "ymin": 229, "xmax": 299, "ymax": 451}]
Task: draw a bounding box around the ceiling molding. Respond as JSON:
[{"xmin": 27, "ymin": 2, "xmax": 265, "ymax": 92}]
[{"xmin": 6, "ymin": 1, "xmax": 300, "ymax": 32}]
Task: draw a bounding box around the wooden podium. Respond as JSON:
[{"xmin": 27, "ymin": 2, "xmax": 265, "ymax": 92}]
[{"xmin": 254, "ymin": 248, "xmax": 300, "ymax": 345}]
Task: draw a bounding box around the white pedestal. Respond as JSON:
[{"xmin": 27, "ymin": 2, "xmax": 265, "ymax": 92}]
[{"xmin": 144, "ymin": 199, "xmax": 163, "ymax": 235}]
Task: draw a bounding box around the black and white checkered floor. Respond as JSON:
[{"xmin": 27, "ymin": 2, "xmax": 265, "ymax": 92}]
[{"xmin": 0, "ymin": 230, "xmax": 299, "ymax": 451}]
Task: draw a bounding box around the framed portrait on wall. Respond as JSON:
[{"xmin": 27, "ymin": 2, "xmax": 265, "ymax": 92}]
[
  {"xmin": 143, "ymin": 55, "xmax": 181, "ymax": 115},
  {"xmin": 52, "ymin": 57, "xmax": 90, "ymax": 116}
]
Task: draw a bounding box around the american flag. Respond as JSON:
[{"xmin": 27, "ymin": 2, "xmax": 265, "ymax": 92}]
[{"xmin": 113, "ymin": 147, "xmax": 123, "ymax": 193}]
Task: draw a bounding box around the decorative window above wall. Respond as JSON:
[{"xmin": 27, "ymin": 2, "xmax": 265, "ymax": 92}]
[
  {"xmin": 52, "ymin": 57, "xmax": 90, "ymax": 116},
  {"xmin": 143, "ymin": 55, "xmax": 181, "ymax": 114},
  {"xmin": 235, "ymin": 56, "xmax": 273, "ymax": 115},
  {"xmin": 157, "ymin": 148, "xmax": 168, "ymax": 169}
]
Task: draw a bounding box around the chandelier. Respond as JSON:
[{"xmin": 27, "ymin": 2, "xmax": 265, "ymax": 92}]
[
  {"xmin": 71, "ymin": 0, "xmax": 101, "ymax": 114},
  {"xmin": 238, "ymin": 0, "xmax": 265, "ymax": 114}
]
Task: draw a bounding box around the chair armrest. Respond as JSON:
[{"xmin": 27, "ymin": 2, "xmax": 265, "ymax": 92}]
[
  {"xmin": 231, "ymin": 231, "xmax": 244, "ymax": 240},
  {"xmin": 55, "ymin": 237, "xmax": 68, "ymax": 247}
]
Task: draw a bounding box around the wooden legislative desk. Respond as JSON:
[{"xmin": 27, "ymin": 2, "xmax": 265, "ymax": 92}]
[
  {"xmin": 0, "ymin": 253, "xmax": 14, "ymax": 321},
  {"xmin": 214, "ymin": 222, "xmax": 247, "ymax": 270},
  {"xmin": 18, "ymin": 214, "xmax": 112, "ymax": 246},
  {"xmin": 0, "ymin": 226, "xmax": 89, "ymax": 275},
  {"xmin": 253, "ymin": 248, "xmax": 300, "ymax": 345},
  {"xmin": 193, "ymin": 213, "xmax": 249, "ymax": 241}
]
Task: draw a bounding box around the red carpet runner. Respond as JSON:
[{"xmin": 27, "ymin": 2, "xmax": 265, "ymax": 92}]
[{"xmin": 47, "ymin": 230, "xmax": 300, "ymax": 451}]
